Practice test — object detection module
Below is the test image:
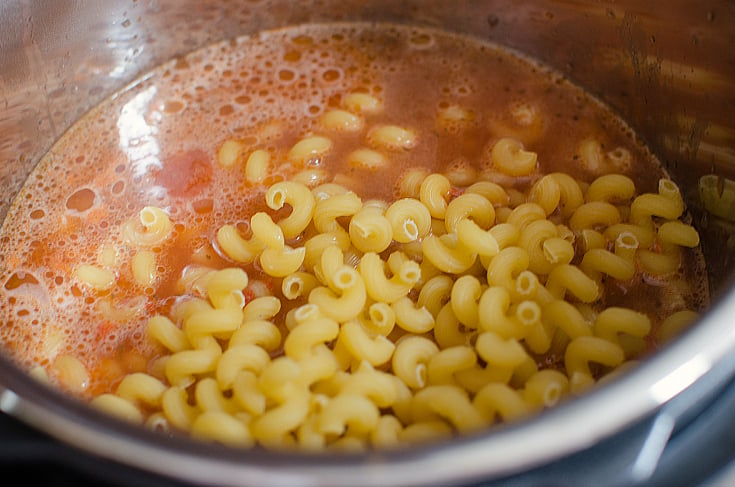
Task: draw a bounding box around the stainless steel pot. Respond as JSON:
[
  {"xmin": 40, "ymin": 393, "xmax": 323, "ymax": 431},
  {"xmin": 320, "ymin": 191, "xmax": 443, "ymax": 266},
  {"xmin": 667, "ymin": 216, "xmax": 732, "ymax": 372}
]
[{"xmin": 1, "ymin": 1, "xmax": 735, "ymax": 486}]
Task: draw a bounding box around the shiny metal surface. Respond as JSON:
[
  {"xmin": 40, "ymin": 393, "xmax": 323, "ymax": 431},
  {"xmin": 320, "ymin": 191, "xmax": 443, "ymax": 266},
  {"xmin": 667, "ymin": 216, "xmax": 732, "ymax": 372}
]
[{"xmin": 1, "ymin": 1, "xmax": 735, "ymax": 485}]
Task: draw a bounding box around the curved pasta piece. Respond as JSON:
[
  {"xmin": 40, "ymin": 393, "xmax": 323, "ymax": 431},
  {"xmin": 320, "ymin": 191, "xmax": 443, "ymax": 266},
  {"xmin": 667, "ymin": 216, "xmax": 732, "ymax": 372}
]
[
  {"xmin": 284, "ymin": 317, "xmax": 340, "ymax": 360},
  {"xmin": 164, "ymin": 343, "xmax": 222, "ymax": 388},
  {"xmin": 593, "ymin": 307, "xmax": 651, "ymax": 346},
  {"xmin": 477, "ymin": 286, "xmax": 526, "ymax": 339},
  {"xmin": 259, "ymin": 245, "xmax": 306, "ymax": 278},
  {"xmin": 90, "ymin": 394, "xmax": 144, "ymax": 424},
  {"xmin": 115, "ymin": 372, "xmax": 168, "ymax": 408},
  {"xmin": 251, "ymin": 388, "xmax": 311, "ymax": 448},
  {"xmin": 359, "ymin": 251, "xmax": 420, "ymax": 304},
  {"xmin": 580, "ymin": 248, "xmax": 635, "ymax": 281},
  {"xmin": 161, "ymin": 386, "xmax": 199, "ymax": 430},
  {"xmin": 456, "ymin": 219, "xmax": 500, "ymax": 258},
  {"xmin": 490, "ymin": 137, "xmax": 538, "ymax": 177},
  {"xmin": 473, "ymin": 382, "xmax": 533, "ymax": 423},
  {"xmin": 585, "ymin": 174, "xmax": 636, "ymax": 203},
  {"xmin": 564, "ymin": 336, "xmax": 625, "ymax": 389},
  {"xmin": 229, "ymin": 319, "xmax": 282, "ymax": 352},
  {"xmin": 475, "ymin": 332, "xmax": 528, "ymax": 369},
  {"xmin": 349, "ymin": 206, "xmax": 393, "ymax": 253},
  {"xmin": 313, "ymin": 191, "xmax": 362, "ymax": 234},
  {"xmin": 191, "ymin": 411, "xmax": 253, "ymax": 447},
  {"xmin": 545, "ymin": 264, "xmax": 599, "ymax": 302},
  {"xmin": 541, "ymin": 300, "xmax": 592, "ymax": 341},
  {"xmin": 417, "ymin": 274, "xmax": 454, "ymax": 318},
  {"xmin": 528, "ymin": 173, "xmax": 584, "ymax": 217},
  {"xmin": 465, "ymin": 180, "xmax": 510, "ymax": 207},
  {"xmin": 183, "ymin": 307, "xmax": 243, "ymax": 343},
  {"xmin": 308, "ymin": 267, "xmax": 367, "ymax": 322},
  {"xmin": 630, "ymin": 179, "xmax": 684, "ymax": 227},
  {"xmin": 412, "ymin": 385, "xmax": 486, "ymax": 433},
  {"xmin": 194, "ymin": 377, "xmax": 239, "ymax": 414},
  {"xmin": 422, "ymin": 233, "xmax": 477, "ymax": 274},
  {"xmin": 434, "ymin": 302, "xmax": 474, "ymax": 349},
  {"xmin": 486, "ymin": 246, "xmax": 530, "ymax": 291},
  {"xmin": 419, "ymin": 173, "xmax": 452, "ymax": 219},
  {"xmin": 392, "ymin": 296, "xmax": 435, "ymax": 334},
  {"xmin": 265, "ymin": 181, "xmax": 316, "ymax": 238},
  {"xmin": 340, "ymin": 362, "xmax": 400, "ymax": 407},
  {"xmin": 444, "ymin": 193, "xmax": 496, "ymax": 233},
  {"xmin": 568, "ymin": 201, "xmax": 621, "ymax": 232},
  {"xmin": 121, "ymin": 206, "xmax": 173, "ymax": 247},
  {"xmin": 318, "ymin": 394, "xmax": 380, "ymax": 436},
  {"xmin": 392, "ymin": 336, "xmax": 440, "ymax": 389},
  {"xmin": 522, "ymin": 369, "xmax": 570, "ymax": 409},
  {"xmin": 216, "ymin": 344, "xmax": 271, "ymax": 389},
  {"xmin": 518, "ymin": 219, "xmax": 561, "ymax": 275},
  {"xmin": 384, "ymin": 197, "xmax": 432, "ymax": 243},
  {"xmin": 339, "ymin": 321, "xmax": 395, "ymax": 366},
  {"xmin": 216, "ymin": 224, "xmax": 266, "ymax": 264},
  {"xmin": 426, "ymin": 346, "xmax": 477, "ymax": 386}
]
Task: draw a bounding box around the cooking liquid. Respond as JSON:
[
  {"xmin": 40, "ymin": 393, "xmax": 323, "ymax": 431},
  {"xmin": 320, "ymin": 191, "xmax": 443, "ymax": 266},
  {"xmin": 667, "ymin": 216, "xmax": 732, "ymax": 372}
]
[{"xmin": 0, "ymin": 24, "xmax": 708, "ymax": 404}]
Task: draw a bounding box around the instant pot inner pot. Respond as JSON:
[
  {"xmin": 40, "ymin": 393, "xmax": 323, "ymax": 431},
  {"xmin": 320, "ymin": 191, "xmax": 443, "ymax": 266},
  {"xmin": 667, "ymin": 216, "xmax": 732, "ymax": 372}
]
[{"xmin": 1, "ymin": 1, "xmax": 734, "ymax": 487}]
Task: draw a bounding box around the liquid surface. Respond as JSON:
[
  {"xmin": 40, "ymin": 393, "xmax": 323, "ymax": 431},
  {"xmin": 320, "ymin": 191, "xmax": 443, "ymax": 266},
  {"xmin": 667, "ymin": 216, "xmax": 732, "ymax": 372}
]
[{"xmin": 0, "ymin": 23, "xmax": 708, "ymax": 447}]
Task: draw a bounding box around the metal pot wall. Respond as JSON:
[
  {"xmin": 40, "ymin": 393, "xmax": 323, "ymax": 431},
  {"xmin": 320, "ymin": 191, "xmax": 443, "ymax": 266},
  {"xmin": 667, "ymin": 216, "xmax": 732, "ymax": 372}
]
[{"xmin": 1, "ymin": 1, "xmax": 734, "ymax": 486}]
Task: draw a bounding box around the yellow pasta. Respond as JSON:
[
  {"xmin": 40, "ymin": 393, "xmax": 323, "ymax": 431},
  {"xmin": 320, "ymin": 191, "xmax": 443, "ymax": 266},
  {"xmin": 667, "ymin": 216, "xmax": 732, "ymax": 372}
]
[
  {"xmin": 359, "ymin": 251, "xmax": 420, "ymax": 303},
  {"xmin": 419, "ymin": 173, "xmax": 452, "ymax": 219},
  {"xmin": 658, "ymin": 221, "xmax": 700, "ymax": 248},
  {"xmin": 490, "ymin": 137, "xmax": 538, "ymax": 176},
  {"xmin": 545, "ymin": 264, "xmax": 600, "ymax": 303},
  {"xmin": 564, "ymin": 336, "xmax": 625, "ymax": 392},
  {"xmin": 367, "ymin": 124, "xmax": 418, "ymax": 151},
  {"xmin": 580, "ymin": 248, "xmax": 636, "ymax": 281},
  {"xmin": 434, "ymin": 302, "xmax": 473, "ymax": 349},
  {"xmin": 523, "ymin": 369, "xmax": 569, "ymax": 408},
  {"xmin": 585, "ymin": 174, "xmax": 636, "ymax": 203},
  {"xmin": 217, "ymin": 139, "xmax": 244, "ymax": 168},
  {"xmin": 131, "ymin": 250, "xmax": 156, "ymax": 287},
  {"xmin": 244, "ymin": 149, "xmax": 271, "ymax": 183},
  {"xmin": 392, "ymin": 336, "xmax": 440, "ymax": 389},
  {"xmin": 422, "ymin": 233, "xmax": 477, "ymax": 274},
  {"xmin": 216, "ymin": 225, "xmax": 266, "ymax": 264},
  {"xmin": 259, "ymin": 245, "xmax": 306, "ymax": 278},
  {"xmin": 308, "ymin": 266, "xmax": 367, "ymax": 322},
  {"xmin": 320, "ymin": 109, "xmax": 364, "ymax": 132},
  {"xmin": 473, "ymin": 383, "xmax": 532, "ymax": 423},
  {"xmin": 392, "ymin": 296, "xmax": 435, "ymax": 334},
  {"xmin": 121, "ymin": 206, "xmax": 173, "ymax": 247},
  {"xmin": 91, "ymin": 394, "xmax": 144, "ymax": 423},
  {"xmin": 265, "ymin": 180, "xmax": 316, "ymax": 238},
  {"xmin": 426, "ymin": 346, "xmax": 477, "ymax": 385},
  {"xmin": 630, "ymin": 179, "xmax": 684, "ymax": 227},
  {"xmin": 475, "ymin": 332, "xmax": 528, "ymax": 369},
  {"xmin": 348, "ymin": 206, "xmax": 393, "ymax": 253},
  {"xmin": 313, "ymin": 191, "xmax": 363, "ymax": 233},
  {"xmin": 412, "ymin": 385, "xmax": 486, "ymax": 433},
  {"xmin": 594, "ymin": 307, "xmax": 651, "ymax": 349},
  {"xmin": 342, "ymin": 92, "xmax": 382, "ymax": 114},
  {"xmin": 287, "ymin": 135, "xmax": 333, "ymax": 165},
  {"xmin": 568, "ymin": 201, "xmax": 621, "ymax": 231},
  {"xmin": 529, "ymin": 173, "xmax": 584, "ymax": 218},
  {"xmin": 191, "ymin": 411, "xmax": 253, "ymax": 447},
  {"xmin": 339, "ymin": 321, "xmax": 395, "ymax": 366},
  {"xmin": 74, "ymin": 264, "xmax": 115, "ymax": 291},
  {"xmin": 384, "ymin": 197, "xmax": 432, "ymax": 243}
]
